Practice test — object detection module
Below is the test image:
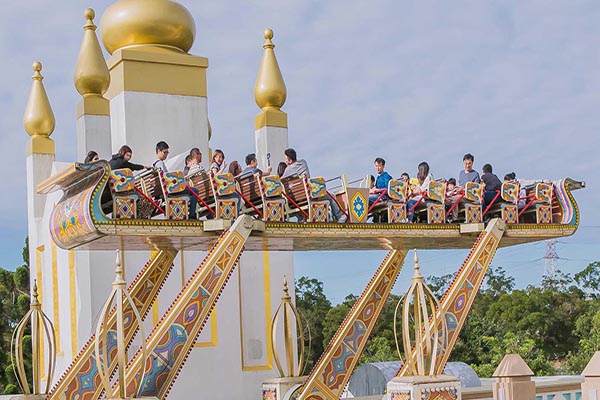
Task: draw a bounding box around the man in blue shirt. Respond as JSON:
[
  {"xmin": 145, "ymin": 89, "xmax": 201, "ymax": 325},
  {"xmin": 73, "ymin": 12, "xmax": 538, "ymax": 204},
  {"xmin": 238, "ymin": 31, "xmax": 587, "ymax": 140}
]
[{"xmin": 369, "ymin": 157, "xmax": 392, "ymax": 206}]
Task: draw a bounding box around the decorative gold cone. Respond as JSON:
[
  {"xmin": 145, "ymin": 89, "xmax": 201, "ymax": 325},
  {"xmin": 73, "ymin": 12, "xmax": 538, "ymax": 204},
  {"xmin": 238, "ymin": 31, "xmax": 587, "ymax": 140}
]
[
  {"xmin": 254, "ymin": 29, "xmax": 287, "ymax": 110},
  {"xmin": 24, "ymin": 61, "xmax": 55, "ymax": 138},
  {"xmin": 74, "ymin": 8, "xmax": 110, "ymax": 97}
]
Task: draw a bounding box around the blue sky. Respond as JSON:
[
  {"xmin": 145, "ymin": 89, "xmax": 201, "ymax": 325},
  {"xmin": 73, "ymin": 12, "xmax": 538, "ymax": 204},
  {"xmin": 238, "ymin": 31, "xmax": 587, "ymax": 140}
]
[{"xmin": 2, "ymin": 1, "xmax": 598, "ymax": 303}]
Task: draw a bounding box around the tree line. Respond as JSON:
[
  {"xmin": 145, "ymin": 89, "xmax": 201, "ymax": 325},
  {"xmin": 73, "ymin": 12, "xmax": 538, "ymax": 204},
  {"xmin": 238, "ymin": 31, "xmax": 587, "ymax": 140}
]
[{"xmin": 295, "ymin": 261, "xmax": 600, "ymax": 377}]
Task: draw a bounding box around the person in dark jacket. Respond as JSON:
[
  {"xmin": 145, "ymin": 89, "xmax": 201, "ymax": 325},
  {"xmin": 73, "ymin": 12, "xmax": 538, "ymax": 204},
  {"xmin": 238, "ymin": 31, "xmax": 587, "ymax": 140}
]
[{"xmin": 109, "ymin": 145, "xmax": 148, "ymax": 171}]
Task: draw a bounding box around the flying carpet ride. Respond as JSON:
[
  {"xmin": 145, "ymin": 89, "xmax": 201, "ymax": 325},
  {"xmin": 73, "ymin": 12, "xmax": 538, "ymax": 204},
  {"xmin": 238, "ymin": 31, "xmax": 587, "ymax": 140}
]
[{"xmin": 37, "ymin": 160, "xmax": 584, "ymax": 252}]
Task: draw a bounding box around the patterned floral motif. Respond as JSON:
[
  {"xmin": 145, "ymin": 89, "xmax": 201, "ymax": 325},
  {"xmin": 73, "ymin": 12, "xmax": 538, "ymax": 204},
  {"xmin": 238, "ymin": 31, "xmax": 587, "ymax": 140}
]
[
  {"xmin": 465, "ymin": 204, "xmax": 482, "ymax": 223},
  {"xmin": 501, "ymin": 181, "xmax": 520, "ymax": 203},
  {"xmin": 535, "ymin": 182, "xmax": 553, "ymax": 204},
  {"xmin": 464, "ymin": 182, "xmax": 484, "ymax": 204},
  {"xmin": 310, "ymin": 201, "xmax": 329, "ymax": 222},
  {"xmin": 261, "ymin": 176, "xmax": 284, "ymax": 198},
  {"xmin": 501, "ymin": 204, "xmax": 518, "ymax": 224},
  {"xmin": 264, "ymin": 200, "xmax": 285, "ymax": 222},
  {"xmin": 427, "ymin": 203, "xmax": 445, "ymax": 224},
  {"xmin": 536, "ymin": 204, "xmax": 552, "ymax": 224},
  {"xmin": 306, "ymin": 177, "xmax": 328, "ymax": 200},
  {"xmin": 217, "ymin": 198, "xmax": 238, "ymax": 220},
  {"xmin": 114, "ymin": 196, "xmax": 137, "ymax": 219},
  {"xmin": 428, "ymin": 181, "xmax": 447, "ymax": 204},
  {"xmin": 212, "ymin": 172, "xmax": 237, "ymax": 196},
  {"xmin": 110, "ymin": 169, "xmax": 136, "ymax": 193},
  {"xmin": 167, "ymin": 197, "xmax": 189, "ymax": 220},
  {"xmin": 388, "ymin": 179, "xmax": 409, "ymax": 202},
  {"xmin": 350, "ymin": 191, "xmax": 367, "ymax": 222},
  {"xmin": 160, "ymin": 170, "xmax": 187, "ymax": 194},
  {"xmin": 388, "ymin": 203, "xmax": 407, "ymax": 223}
]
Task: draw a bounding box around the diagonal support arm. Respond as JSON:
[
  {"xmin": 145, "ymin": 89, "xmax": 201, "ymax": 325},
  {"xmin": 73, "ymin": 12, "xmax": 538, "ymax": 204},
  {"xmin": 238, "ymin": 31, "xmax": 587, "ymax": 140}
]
[
  {"xmin": 48, "ymin": 250, "xmax": 177, "ymax": 400},
  {"xmin": 396, "ymin": 218, "xmax": 505, "ymax": 377},
  {"xmin": 296, "ymin": 249, "xmax": 407, "ymax": 400}
]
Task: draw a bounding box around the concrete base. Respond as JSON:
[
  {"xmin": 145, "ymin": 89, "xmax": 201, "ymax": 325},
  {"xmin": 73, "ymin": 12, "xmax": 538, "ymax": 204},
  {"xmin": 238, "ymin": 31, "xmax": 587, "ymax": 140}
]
[
  {"xmin": 386, "ymin": 374, "xmax": 461, "ymax": 400},
  {"xmin": 262, "ymin": 376, "xmax": 305, "ymax": 400}
]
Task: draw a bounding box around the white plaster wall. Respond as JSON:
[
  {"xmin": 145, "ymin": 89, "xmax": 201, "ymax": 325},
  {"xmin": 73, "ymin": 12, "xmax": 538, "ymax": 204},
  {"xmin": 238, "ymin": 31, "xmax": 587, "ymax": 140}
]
[
  {"xmin": 110, "ymin": 92, "xmax": 209, "ymax": 167},
  {"xmin": 76, "ymin": 115, "xmax": 111, "ymax": 162},
  {"xmin": 255, "ymin": 126, "xmax": 289, "ymax": 172}
]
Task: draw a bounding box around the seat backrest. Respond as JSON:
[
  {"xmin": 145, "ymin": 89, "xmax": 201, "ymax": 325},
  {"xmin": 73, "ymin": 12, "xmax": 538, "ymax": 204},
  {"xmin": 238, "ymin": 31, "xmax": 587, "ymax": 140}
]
[
  {"xmin": 158, "ymin": 170, "xmax": 187, "ymax": 197},
  {"xmin": 304, "ymin": 177, "xmax": 327, "ymax": 200},
  {"xmin": 501, "ymin": 181, "xmax": 520, "ymax": 203},
  {"xmin": 535, "ymin": 182, "xmax": 553, "ymax": 204},
  {"xmin": 281, "ymin": 175, "xmax": 308, "ymax": 207},
  {"xmin": 134, "ymin": 170, "xmax": 161, "ymax": 199},
  {"xmin": 427, "ymin": 180, "xmax": 446, "ymax": 203},
  {"xmin": 237, "ymin": 174, "xmax": 262, "ymax": 203},
  {"xmin": 188, "ymin": 170, "xmax": 212, "ymax": 200},
  {"xmin": 387, "ymin": 179, "xmax": 409, "ymax": 203},
  {"xmin": 211, "ymin": 172, "xmax": 236, "ymax": 197},
  {"xmin": 464, "ymin": 181, "xmax": 484, "ymax": 204},
  {"xmin": 110, "ymin": 168, "xmax": 136, "ymax": 194},
  {"xmin": 261, "ymin": 175, "xmax": 284, "ymax": 198}
]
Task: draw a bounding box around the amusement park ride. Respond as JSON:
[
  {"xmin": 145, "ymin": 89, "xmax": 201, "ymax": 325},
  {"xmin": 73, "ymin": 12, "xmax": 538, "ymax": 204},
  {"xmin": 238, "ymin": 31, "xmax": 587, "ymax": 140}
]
[{"xmin": 20, "ymin": 1, "xmax": 585, "ymax": 400}]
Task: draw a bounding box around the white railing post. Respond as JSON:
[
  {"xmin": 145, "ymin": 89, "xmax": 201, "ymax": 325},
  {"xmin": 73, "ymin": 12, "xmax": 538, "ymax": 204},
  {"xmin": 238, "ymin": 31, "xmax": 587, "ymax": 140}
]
[{"xmin": 492, "ymin": 354, "xmax": 535, "ymax": 400}]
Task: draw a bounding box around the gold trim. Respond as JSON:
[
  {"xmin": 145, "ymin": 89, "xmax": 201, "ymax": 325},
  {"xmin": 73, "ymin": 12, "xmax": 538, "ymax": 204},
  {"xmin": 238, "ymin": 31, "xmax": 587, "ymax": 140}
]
[
  {"xmin": 26, "ymin": 136, "xmax": 55, "ymax": 156},
  {"xmin": 68, "ymin": 250, "xmax": 77, "ymax": 357},
  {"xmin": 36, "ymin": 246, "xmax": 46, "ymax": 381},
  {"xmin": 194, "ymin": 311, "xmax": 218, "ymax": 348},
  {"xmin": 152, "ymin": 301, "xmax": 159, "ymax": 326},
  {"xmin": 105, "ymin": 48, "xmax": 208, "ymax": 99},
  {"xmin": 239, "ymin": 250, "xmax": 273, "ymax": 371},
  {"xmin": 76, "ymin": 95, "xmax": 109, "ymax": 118},
  {"xmin": 255, "ymin": 108, "xmax": 288, "ymax": 129},
  {"xmin": 51, "ymin": 243, "xmax": 62, "ymax": 355}
]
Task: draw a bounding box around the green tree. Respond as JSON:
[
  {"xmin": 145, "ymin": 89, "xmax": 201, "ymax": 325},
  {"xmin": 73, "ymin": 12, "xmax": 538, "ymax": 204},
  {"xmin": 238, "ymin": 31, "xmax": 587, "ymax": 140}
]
[
  {"xmin": 295, "ymin": 277, "xmax": 332, "ymax": 371},
  {"xmin": 0, "ymin": 237, "xmax": 31, "ymax": 393},
  {"xmin": 574, "ymin": 261, "xmax": 600, "ymax": 299}
]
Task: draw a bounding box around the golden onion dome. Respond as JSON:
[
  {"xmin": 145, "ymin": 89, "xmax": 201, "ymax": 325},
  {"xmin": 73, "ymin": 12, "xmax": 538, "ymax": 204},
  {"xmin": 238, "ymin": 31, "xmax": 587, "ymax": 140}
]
[{"xmin": 99, "ymin": 0, "xmax": 196, "ymax": 55}]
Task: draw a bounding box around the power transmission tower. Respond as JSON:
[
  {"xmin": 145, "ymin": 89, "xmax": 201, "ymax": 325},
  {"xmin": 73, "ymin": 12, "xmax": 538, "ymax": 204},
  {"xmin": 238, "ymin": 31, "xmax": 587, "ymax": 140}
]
[{"xmin": 543, "ymin": 239, "xmax": 558, "ymax": 278}]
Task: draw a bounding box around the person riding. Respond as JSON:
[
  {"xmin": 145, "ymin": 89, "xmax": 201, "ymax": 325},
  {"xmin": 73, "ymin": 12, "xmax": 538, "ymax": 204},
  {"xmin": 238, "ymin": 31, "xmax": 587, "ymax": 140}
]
[{"xmin": 109, "ymin": 145, "xmax": 148, "ymax": 171}]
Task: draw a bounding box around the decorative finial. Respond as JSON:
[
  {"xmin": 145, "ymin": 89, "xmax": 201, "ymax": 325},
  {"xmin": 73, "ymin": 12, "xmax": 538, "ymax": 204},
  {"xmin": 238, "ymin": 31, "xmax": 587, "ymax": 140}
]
[
  {"xmin": 95, "ymin": 249, "xmax": 146, "ymax": 399},
  {"xmin": 113, "ymin": 250, "xmax": 126, "ymax": 286},
  {"xmin": 394, "ymin": 249, "xmax": 447, "ymax": 376},
  {"xmin": 412, "ymin": 249, "xmax": 423, "ymax": 280},
  {"xmin": 24, "ymin": 61, "xmax": 55, "ymax": 137},
  {"xmin": 12, "ymin": 277, "xmax": 56, "ymax": 394},
  {"xmin": 74, "ymin": 7, "xmax": 110, "ymax": 97},
  {"xmin": 254, "ymin": 28, "xmax": 287, "ymax": 110},
  {"xmin": 31, "ymin": 279, "xmax": 40, "ymax": 307},
  {"xmin": 271, "ymin": 276, "xmax": 307, "ymax": 377},
  {"xmin": 283, "ymin": 275, "xmax": 290, "ymax": 296}
]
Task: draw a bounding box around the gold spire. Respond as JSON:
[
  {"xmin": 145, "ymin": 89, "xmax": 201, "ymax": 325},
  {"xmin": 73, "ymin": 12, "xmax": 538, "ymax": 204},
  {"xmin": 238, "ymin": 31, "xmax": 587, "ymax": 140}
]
[
  {"xmin": 255, "ymin": 29, "xmax": 287, "ymax": 110},
  {"xmin": 254, "ymin": 29, "xmax": 288, "ymax": 129},
  {"xmin": 99, "ymin": 0, "xmax": 196, "ymax": 55},
  {"xmin": 74, "ymin": 8, "xmax": 110, "ymax": 97},
  {"xmin": 24, "ymin": 61, "xmax": 55, "ymax": 155}
]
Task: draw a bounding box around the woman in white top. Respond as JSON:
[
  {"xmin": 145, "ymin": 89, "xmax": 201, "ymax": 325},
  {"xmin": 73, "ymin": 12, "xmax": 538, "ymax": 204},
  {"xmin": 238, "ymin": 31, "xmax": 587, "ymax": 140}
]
[
  {"xmin": 210, "ymin": 149, "xmax": 227, "ymax": 175},
  {"xmin": 407, "ymin": 161, "xmax": 433, "ymax": 222}
]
